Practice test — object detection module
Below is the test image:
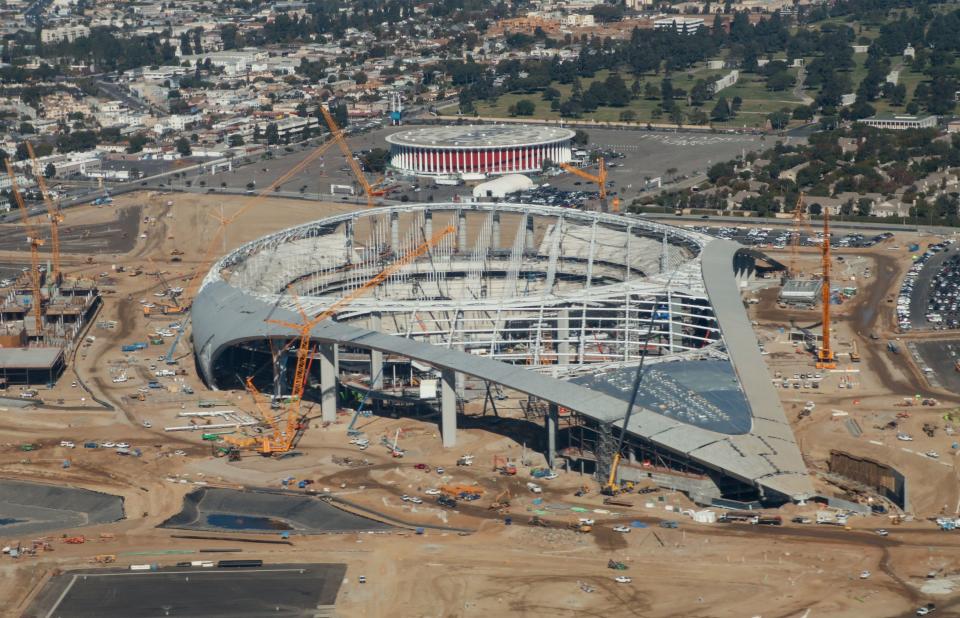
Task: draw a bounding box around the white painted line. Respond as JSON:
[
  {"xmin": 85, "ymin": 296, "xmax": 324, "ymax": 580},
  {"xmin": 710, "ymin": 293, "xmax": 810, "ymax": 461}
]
[
  {"xmin": 868, "ymin": 440, "xmax": 884, "ymax": 446},
  {"xmin": 901, "ymin": 448, "xmax": 914, "ymax": 453},
  {"xmin": 46, "ymin": 575, "xmax": 78, "ymax": 618}
]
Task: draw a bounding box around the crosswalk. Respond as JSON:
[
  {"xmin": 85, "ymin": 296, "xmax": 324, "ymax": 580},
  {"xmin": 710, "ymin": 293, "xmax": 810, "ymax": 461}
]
[{"xmin": 602, "ymin": 133, "xmax": 759, "ymax": 149}]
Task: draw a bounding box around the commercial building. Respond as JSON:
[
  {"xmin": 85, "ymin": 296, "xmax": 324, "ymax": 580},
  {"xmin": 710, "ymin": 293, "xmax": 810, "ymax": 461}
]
[
  {"xmin": 192, "ymin": 203, "xmax": 811, "ymax": 505},
  {"xmin": 857, "ymin": 114, "xmax": 938, "ymax": 131},
  {"xmin": 40, "ymin": 24, "xmax": 90, "ymax": 44},
  {"xmin": 653, "ymin": 17, "xmax": 704, "ymax": 35},
  {"xmin": 386, "ymin": 125, "xmax": 574, "ymax": 179}
]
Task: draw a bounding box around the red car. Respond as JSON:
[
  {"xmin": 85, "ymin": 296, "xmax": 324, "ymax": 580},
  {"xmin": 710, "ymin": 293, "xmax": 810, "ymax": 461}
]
[{"xmin": 414, "ymin": 463, "xmax": 430, "ymax": 471}]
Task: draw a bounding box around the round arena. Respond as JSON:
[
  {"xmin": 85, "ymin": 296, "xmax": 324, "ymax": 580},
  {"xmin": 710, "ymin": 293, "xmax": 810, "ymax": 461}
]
[{"xmin": 386, "ymin": 125, "xmax": 574, "ymax": 178}]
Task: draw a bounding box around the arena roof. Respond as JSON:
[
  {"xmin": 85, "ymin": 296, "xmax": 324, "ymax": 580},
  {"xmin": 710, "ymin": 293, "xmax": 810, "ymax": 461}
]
[{"xmin": 385, "ymin": 125, "xmax": 575, "ymax": 149}]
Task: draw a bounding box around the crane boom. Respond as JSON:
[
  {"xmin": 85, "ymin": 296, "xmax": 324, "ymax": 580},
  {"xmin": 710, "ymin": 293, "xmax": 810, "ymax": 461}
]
[
  {"xmin": 558, "ymin": 159, "xmax": 619, "ymax": 212},
  {"xmin": 25, "ymin": 142, "xmax": 62, "ymax": 283},
  {"xmin": 257, "ymin": 223, "xmax": 457, "ymax": 454},
  {"xmin": 182, "ymin": 134, "xmax": 342, "ymax": 305},
  {"xmin": 318, "ymin": 105, "xmax": 378, "ymax": 208},
  {"xmin": 4, "ymin": 159, "xmax": 44, "ymax": 331}
]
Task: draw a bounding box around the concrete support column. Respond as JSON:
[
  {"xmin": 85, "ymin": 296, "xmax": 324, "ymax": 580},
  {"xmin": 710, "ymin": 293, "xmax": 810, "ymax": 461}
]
[
  {"xmin": 557, "ymin": 309, "xmax": 570, "ymax": 365},
  {"xmin": 546, "ymin": 402, "xmax": 559, "ymax": 468},
  {"xmin": 441, "ymin": 368, "xmax": 457, "ymax": 448},
  {"xmin": 457, "ymin": 210, "xmax": 467, "ymax": 253},
  {"xmin": 423, "ymin": 210, "xmax": 433, "ymax": 242},
  {"xmin": 390, "ymin": 211, "xmax": 400, "ymax": 254},
  {"xmin": 525, "ymin": 215, "xmax": 535, "ymax": 255},
  {"xmin": 370, "ymin": 313, "xmax": 384, "ymax": 388},
  {"xmin": 491, "ymin": 212, "xmax": 501, "ymax": 252},
  {"xmin": 319, "ymin": 343, "xmax": 337, "ymax": 423},
  {"xmin": 345, "ymin": 218, "xmax": 355, "ymax": 265},
  {"xmin": 272, "ymin": 347, "xmax": 287, "ymax": 399}
]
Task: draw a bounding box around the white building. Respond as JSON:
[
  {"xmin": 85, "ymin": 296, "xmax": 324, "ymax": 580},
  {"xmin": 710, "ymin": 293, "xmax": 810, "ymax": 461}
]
[
  {"xmin": 40, "ymin": 24, "xmax": 90, "ymax": 43},
  {"xmin": 472, "ymin": 174, "xmax": 534, "ymax": 199},
  {"xmin": 654, "ymin": 17, "xmax": 704, "ymax": 35},
  {"xmin": 857, "ymin": 114, "xmax": 937, "ymax": 130}
]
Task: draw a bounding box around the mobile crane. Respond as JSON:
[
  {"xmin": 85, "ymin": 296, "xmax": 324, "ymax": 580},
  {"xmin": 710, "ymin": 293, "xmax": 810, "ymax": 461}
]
[
  {"xmin": 231, "ymin": 224, "xmax": 456, "ymax": 455},
  {"xmin": 4, "ymin": 159, "xmax": 44, "ymax": 332},
  {"xmin": 25, "ymin": 142, "xmax": 63, "ymax": 284}
]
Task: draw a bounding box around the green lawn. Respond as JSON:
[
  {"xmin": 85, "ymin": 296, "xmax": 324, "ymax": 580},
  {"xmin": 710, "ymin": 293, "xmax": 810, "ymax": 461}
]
[{"xmin": 447, "ymin": 64, "xmax": 804, "ymax": 130}]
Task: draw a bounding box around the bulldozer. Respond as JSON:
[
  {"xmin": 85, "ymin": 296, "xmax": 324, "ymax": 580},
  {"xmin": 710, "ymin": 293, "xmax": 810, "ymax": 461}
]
[
  {"xmin": 92, "ymin": 554, "xmax": 116, "ymax": 564},
  {"xmin": 529, "ymin": 515, "xmax": 549, "ymax": 527}
]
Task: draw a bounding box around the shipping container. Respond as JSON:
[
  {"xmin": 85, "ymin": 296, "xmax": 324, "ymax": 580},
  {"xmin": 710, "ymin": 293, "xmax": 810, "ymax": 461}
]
[{"xmin": 217, "ymin": 559, "xmax": 263, "ymax": 568}]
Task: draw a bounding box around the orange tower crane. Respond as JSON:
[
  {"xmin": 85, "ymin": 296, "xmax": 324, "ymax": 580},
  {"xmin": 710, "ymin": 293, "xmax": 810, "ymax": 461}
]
[
  {"xmin": 817, "ymin": 208, "xmax": 835, "ymax": 369},
  {"xmin": 235, "ymin": 224, "xmax": 456, "ymax": 455},
  {"xmin": 25, "ymin": 142, "xmax": 63, "ymax": 284},
  {"xmin": 318, "ymin": 104, "xmax": 385, "ymax": 209},
  {"xmin": 559, "ymin": 159, "xmax": 619, "ymax": 213},
  {"xmin": 4, "ymin": 159, "xmax": 44, "ymax": 331}
]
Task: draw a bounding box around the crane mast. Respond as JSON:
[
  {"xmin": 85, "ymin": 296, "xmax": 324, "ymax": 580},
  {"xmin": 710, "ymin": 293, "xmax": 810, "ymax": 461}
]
[
  {"xmin": 25, "ymin": 142, "xmax": 62, "ymax": 284},
  {"xmin": 817, "ymin": 208, "xmax": 835, "ymax": 369},
  {"xmin": 4, "ymin": 159, "xmax": 44, "ymax": 333}
]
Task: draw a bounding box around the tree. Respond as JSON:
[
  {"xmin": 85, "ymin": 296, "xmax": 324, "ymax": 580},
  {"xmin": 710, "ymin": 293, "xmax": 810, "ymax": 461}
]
[
  {"xmin": 768, "ymin": 109, "xmax": 791, "ymax": 130},
  {"xmin": 515, "ymin": 99, "xmax": 535, "ymax": 116},
  {"xmin": 711, "ymin": 96, "xmax": 732, "ymax": 121},
  {"xmin": 15, "ymin": 143, "xmax": 30, "ymax": 161},
  {"xmin": 127, "ymin": 134, "xmax": 149, "ymax": 153},
  {"xmin": 643, "ymin": 82, "xmax": 659, "ymax": 100},
  {"xmin": 175, "ymin": 137, "xmax": 192, "ymax": 157},
  {"xmin": 660, "ymin": 78, "xmax": 675, "ymax": 110},
  {"xmin": 856, "ymin": 198, "xmax": 872, "ymax": 217},
  {"xmin": 222, "ymin": 25, "xmax": 238, "ymax": 50},
  {"xmin": 361, "ymin": 148, "xmax": 390, "ymax": 173},
  {"xmin": 352, "ymin": 71, "xmax": 368, "ymax": 85},
  {"xmin": 43, "ymin": 162, "xmax": 55, "ymax": 178},
  {"xmin": 573, "ymin": 130, "xmax": 589, "ymax": 146},
  {"xmin": 228, "ymin": 134, "xmax": 245, "ymax": 147},
  {"xmin": 604, "ymin": 73, "xmax": 631, "ymax": 107},
  {"xmin": 619, "ymin": 110, "xmax": 637, "ymax": 122},
  {"xmin": 265, "ymin": 123, "xmax": 280, "ymax": 145}
]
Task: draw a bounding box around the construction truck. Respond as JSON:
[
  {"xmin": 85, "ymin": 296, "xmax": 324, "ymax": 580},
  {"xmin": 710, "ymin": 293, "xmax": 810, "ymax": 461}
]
[{"xmin": 569, "ymin": 521, "xmax": 592, "ymax": 533}]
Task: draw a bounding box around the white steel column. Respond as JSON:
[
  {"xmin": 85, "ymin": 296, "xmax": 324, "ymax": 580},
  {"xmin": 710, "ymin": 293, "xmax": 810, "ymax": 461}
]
[
  {"xmin": 319, "ymin": 344, "xmax": 337, "ymax": 423},
  {"xmin": 441, "ymin": 368, "xmax": 457, "ymax": 447}
]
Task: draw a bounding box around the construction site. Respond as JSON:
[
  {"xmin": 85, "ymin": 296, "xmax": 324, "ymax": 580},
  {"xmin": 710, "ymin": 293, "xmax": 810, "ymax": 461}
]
[{"xmin": 4, "ymin": 117, "xmax": 960, "ymax": 618}]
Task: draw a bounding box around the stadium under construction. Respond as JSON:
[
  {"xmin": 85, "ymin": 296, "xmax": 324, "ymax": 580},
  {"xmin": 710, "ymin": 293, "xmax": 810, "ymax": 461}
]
[{"xmin": 191, "ymin": 203, "xmax": 810, "ymax": 505}]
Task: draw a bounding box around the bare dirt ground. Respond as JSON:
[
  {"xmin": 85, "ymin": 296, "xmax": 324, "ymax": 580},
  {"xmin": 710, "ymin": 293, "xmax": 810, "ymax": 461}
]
[{"xmin": 3, "ymin": 198, "xmax": 960, "ymax": 617}]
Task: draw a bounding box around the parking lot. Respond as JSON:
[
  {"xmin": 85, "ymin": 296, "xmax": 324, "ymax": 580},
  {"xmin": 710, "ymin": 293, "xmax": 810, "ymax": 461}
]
[
  {"xmin": 691, "ymin": 226, "xmax": 893, "ymax": 250},
  {"xmin": 900, "ymin": 239, "xmax": 960, "ymax": 331}
]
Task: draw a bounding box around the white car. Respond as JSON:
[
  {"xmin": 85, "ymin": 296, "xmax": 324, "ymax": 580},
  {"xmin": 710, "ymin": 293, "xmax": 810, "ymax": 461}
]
[
  {"xmin": 142, "ymin": 420, "xmax": 152, "ymax": 428},
  {"xmin": 60, "ymin": 441, "xmax": 75, "ymax": 448},
  {"xmin": 614, "ymin": 576, "xmax": 632, "ymax": 584},
  {"xmin": 876, "ymin": 529, "xmax": 889, "ymax": 536},
  {"xmin": 424, "ymin": 488, "xmax": 441, "ymax": 496},
  {"xmin": 102, "ymin": 441, "xmax": 116, "ymax": 448},
  {"xmin": 410, "ymin": 497, "xmax": 423, "ymax": 504},
  {"xmin": 613, "ymin": 525, "xmax": 631, "ymax": 533},
  {"xmin": 579, "ymin": 518, "xmax": 595, "ymax": 526},
  {"xmin": 401, "ymin": 495, "xmax": 411, "ymax": 502},
  {"xmin": 116, "ymin": 442, "xmax": 130, "ymax": 449},
  {"xmin": 897, "ymin": 433, "xmax": 914, "ymax": 441},
  {"xmin": 926, "ymin": 451, "xmax": 939, "ymax": 459},
  {"xmin": 860, "ymin": 570, "xmax": 871, "ymax": 579}
]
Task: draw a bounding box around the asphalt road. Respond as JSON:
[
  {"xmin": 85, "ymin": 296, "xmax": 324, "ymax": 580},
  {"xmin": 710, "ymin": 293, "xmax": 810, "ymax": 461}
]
[
  {"xmin": 25, "ymin": 563, "xmax": 347, "ymax": 618},
  {"xmin": 914, "ymin": 340, "xmax": 960, "ymax": 393}
]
